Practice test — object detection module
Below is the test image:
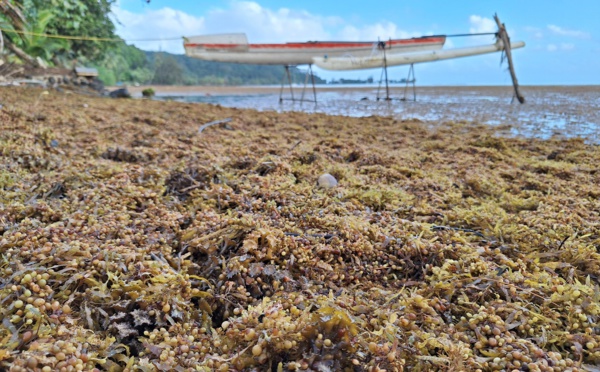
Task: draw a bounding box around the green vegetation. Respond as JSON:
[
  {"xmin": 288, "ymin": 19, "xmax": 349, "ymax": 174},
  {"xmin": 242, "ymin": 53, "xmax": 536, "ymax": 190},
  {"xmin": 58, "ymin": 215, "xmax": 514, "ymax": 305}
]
[
  {"xmin": 8, "ymin": 9, "xmax": 69, "ymax": 62},
  {"xmin": 27, "ymin": 0, "xmax": 118, "ymax": 61},
  {"xmin": 146, "ymin": 51, "xmax": 326, "ymax": 86},
  {"xmin": 95, "ymin": 43, "xmax": 154, "ymax": 86},
  {"xmin": 141, "ymin": 87, "xmax": 155, "ymax": 98},
  {"xmin": 94, "ymin": 47, "xmax": 323, "ymax": 86},
  {"xmin": 0, "ymin": 0, "xmax": 116, "ymax": 66},
  {"xmin": 330, "ymin": 76, "xmax": 375, "ymax": 84}
]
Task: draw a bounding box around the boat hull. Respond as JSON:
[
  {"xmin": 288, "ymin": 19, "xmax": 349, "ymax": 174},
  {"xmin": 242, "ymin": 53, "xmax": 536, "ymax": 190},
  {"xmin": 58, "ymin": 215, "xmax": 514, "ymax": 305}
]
[
  {"xmin": 312, "ymin": 40, "xmax": 526, "ymax": 70},
  {"xmin": 184, "ymin": 33, "xmax": 446, "ymax": 65}
]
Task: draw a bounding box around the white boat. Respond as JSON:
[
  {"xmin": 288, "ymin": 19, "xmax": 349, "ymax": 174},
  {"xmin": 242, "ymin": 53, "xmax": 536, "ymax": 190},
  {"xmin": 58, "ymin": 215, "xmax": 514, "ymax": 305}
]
[
  {"xmin": 312, "ymin": 40, "xmax": 526, "ymax": 71},
  {"xmin": 182, "ymin": 13, "xmax": 526, "ymax": 104},
  {"xmin": 183, "ymin": 33, "xmax": 447, "ymax": 65}
]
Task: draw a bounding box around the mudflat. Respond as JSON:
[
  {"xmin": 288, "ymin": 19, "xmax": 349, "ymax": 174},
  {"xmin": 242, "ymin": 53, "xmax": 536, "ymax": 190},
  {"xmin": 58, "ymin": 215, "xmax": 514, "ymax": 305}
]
[
  {"xmin": 1, "ymin": 86, "xmax": 600, "ymax": 371},
  {"xmin": 125, "ymin": 84, "xmax": 600, "ymax": 96}
]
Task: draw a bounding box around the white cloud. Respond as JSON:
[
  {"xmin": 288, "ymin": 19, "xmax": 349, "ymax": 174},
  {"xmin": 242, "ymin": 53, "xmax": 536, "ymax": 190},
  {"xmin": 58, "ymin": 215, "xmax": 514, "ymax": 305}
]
[
  {"xmin": 524, "ymin": 26, "xmax": 543, "ymax": 39},
  {"xmin": 202, "ymin": 2, "xmax": 339, "ymax": 42},
  {"xmin": 469, "ymin": 15, "xmax": 496, "ymax": 34},
  {"xmin": 112, "ymin": 1, "xmax": 429, "ymax": 53},
  {"xmin": 112, "ymin": 6, "xmax": 206, "ymax": 53},
  {"xmin": 465, "ymin": 15, "xmax": 501, "ymax": 46},
  {"xmin": 546, "ymin": 43, "xmax": 575, "ymax": 52},
  {"xmin": 338, "ymin": 22, "xmax": 421, "ymax": 41},
  {"xmin": 547, "ymin": 25, "xmax": 590, "ymax": 39},
  {"xmin": 560, "ymin": 43, "xmax": 575, "ymax": 51}
]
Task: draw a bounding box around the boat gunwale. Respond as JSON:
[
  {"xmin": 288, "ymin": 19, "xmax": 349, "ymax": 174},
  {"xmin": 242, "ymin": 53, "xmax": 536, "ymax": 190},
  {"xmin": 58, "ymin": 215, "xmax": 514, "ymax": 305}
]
[{"xmin": 184, "ymin": 36, "xmax": 446, "ymax": 50}]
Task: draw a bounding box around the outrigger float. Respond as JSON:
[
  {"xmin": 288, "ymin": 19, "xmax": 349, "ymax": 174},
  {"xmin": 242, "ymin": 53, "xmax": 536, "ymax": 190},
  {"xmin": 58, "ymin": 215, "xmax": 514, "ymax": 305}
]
[{"xmin": 183, "ymin": 14, "xmax": 525, "ymax": 103}]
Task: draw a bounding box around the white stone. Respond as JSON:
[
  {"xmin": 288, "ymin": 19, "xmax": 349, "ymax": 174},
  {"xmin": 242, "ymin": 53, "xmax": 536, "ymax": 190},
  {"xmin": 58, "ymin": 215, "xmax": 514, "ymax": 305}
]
[{"xmin": 318, "ymin": 173, "xmax": 338, "ymax": 189}]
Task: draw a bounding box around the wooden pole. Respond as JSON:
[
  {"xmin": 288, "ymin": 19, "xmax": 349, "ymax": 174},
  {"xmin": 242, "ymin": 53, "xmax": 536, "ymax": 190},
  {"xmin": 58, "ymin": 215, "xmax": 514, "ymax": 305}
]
[
  {"xmin": 383, "ymin": 46, "xmax": 390, "ymax": 100},
  {"xmin": 494, "ymin": 13, "xmax": 525, "ymax": 104},
  {"xmin": 310, "ymin": 64, "xmax": 317, "ymax": 102}
]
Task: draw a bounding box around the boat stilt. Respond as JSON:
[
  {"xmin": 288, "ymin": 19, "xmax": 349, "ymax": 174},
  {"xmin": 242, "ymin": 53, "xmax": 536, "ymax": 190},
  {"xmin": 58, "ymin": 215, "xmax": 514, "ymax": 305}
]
[
  {"xmin": 376, "ymin": 41, "xmax": 392, "ymax": 101},
  {"xmin": 401, "ymin": 64, "xmax": 416, "ymax": 102},
  {"xmin": 279, "ymin": 64, "xmax": 317, "ymax": 103}
]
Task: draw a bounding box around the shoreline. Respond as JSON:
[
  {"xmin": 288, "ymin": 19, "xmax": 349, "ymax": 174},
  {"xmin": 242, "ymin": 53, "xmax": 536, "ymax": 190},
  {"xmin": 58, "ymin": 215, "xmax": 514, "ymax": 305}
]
[{"xmin": 116, "ymin": 84, "xmax": 600, "ymax": 96}]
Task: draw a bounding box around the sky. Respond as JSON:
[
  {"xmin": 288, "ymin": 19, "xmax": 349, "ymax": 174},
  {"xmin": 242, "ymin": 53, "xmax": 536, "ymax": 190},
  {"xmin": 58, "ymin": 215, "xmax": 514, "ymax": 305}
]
[{"xmin": 112, "ymin": 0, "xmax": 599, "ymax": 85}]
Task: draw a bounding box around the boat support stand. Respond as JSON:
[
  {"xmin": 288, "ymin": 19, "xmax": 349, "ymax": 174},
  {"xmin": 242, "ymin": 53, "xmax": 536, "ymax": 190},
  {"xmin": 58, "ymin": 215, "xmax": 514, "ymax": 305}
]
[
  {"xmin": 376, "ymin": 44, "xmax": 391, "ymax": 101},
  {"xmin": 401, "ymin": 64, "xmax": 417, "ymax": 101},
  {"xmin": 375, "ymin": 40, "xmax": 417, "ymax": 102},
  {"xmin": 279, "ymin": 64, "xmax": 317, "ymax": 103},
  {"xmin": 377, "ymin": 61, "xmax": 417, "ymax": 102}
]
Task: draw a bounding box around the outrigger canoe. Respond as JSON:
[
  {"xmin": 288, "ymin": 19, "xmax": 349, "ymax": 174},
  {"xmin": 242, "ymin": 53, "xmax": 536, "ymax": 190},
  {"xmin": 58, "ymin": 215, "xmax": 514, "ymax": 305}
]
[
  {"xmin": 312, "ymin": 39, "xmax": 526, "ymax": 71},
  {"xmin": 183, "ymin": 33, "xmax": 446, "ymax": 65}
]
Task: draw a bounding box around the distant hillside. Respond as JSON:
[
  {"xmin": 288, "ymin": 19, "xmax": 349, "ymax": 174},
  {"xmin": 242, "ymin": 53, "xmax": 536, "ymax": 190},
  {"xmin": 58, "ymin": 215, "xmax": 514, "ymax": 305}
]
[{"xmin": 145, "ymin": 51, "xmax": 326, "ymax": 86}]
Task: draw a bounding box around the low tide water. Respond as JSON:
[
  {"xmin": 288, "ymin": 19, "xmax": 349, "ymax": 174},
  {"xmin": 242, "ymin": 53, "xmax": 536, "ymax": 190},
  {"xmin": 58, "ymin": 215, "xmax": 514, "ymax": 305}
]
[{"xmin": 152, "ymin": 85, "xmax": 600, "ymax": 143}]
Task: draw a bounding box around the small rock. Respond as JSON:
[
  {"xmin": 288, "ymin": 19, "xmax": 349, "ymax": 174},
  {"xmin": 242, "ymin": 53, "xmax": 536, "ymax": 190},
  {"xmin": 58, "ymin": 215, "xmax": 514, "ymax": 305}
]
[
  {"xmin": 318, "ymin": 173, "xmax": 338, "ymax": 189},
  {"xmin": 109, "ymin": 88, "xmax": 131, "ymax": 99}
]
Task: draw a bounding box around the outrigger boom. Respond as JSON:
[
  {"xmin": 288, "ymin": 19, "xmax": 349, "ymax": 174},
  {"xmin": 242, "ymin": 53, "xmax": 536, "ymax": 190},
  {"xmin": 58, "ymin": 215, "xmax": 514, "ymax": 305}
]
[{"xmin": 312, "ymin": 40, "xmax": 525, "ymax": 71}]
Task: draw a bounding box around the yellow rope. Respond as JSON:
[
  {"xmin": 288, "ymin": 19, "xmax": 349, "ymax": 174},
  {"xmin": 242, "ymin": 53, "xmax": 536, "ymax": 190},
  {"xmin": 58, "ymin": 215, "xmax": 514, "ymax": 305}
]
[{"xmin": 0, "ymin": 27, "xmax": 182, "ymax": 42}]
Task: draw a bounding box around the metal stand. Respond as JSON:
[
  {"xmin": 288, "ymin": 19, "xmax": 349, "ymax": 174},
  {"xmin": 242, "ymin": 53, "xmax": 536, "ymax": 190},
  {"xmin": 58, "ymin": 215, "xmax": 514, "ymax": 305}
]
[
  {"xmin": 377, "ymin": 61, "xmax": 417, "ymax": 102},
  {"xmin": 376, "ymin": 43, "xmax": 391, "ymax": 101},
  {"xmin": 401, "ymin": 64, "xmax": 416, "ymax": 101},
  {"xmin": 279, "ymin": 64, "xmax": 317, "ymax": 103}
]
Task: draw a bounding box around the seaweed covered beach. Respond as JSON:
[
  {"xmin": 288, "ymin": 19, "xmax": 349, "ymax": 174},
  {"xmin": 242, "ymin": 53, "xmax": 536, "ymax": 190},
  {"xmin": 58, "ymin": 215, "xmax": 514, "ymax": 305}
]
[{"xmin": 1, "ymin": 86, "xmax": 600, "ymax": 371}]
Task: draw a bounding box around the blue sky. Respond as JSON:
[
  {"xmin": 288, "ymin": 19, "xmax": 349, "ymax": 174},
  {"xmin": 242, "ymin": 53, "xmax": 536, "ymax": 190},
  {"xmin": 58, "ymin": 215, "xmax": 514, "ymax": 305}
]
[{"xmin": 113, "ymin": 0, "xmax": 599, "ymax": 85}]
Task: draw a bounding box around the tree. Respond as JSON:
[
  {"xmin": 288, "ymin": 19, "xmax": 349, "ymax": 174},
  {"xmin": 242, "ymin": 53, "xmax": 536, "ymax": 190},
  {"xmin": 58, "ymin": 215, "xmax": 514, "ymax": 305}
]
[
  {"xmin": 28, "ymin": 0, "xmax": 118, "ymax": 61},
  {"xmin": 0, "ymin": 2, "xmax": 67, "ymax": 66},
  {"xmin": 15, "ymin": 10, "xmax": 68, "ymax": 62},
  {"xmin": 152, "ymin": 54, "xmax": 183, "ymax": 85},
  {"xmin": 1, "ymin": 0, "xmax": 119, "ymax": 63}
]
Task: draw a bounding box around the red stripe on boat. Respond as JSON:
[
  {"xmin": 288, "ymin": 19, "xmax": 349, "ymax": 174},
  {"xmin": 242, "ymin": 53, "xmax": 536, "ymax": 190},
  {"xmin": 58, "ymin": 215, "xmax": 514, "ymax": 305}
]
[{"xmin": 184, "ymin": 37, "xmax": 445, "ymax": 49}]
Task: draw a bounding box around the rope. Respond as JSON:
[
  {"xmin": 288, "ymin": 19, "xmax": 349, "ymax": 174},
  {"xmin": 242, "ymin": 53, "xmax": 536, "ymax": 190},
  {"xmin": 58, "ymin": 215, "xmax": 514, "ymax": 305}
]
[
  {"xmin": 0, "ymin": 27, "xmax": 182, "ymax": 42},
  {"xmin": 442, "ymin": 32, "xmax": 498, "ymax": 38},
  {"xmin": 0, "ymin": 28, "xmax": 498, "ymax": 44}
]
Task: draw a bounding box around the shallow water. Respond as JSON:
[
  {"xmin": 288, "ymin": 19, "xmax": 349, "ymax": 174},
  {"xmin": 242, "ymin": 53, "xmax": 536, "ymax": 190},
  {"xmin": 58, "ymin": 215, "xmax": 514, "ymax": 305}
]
[{"xmin": 154, "ymin": 85, "xmax": 600, "ymax": 143}]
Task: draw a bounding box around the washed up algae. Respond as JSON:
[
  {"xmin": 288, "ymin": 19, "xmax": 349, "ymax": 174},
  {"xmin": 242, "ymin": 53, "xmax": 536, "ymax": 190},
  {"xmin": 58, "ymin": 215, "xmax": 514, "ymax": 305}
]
[{"xmin": 1, "ymin": 86, "xmax": 600, "ymax": 372}]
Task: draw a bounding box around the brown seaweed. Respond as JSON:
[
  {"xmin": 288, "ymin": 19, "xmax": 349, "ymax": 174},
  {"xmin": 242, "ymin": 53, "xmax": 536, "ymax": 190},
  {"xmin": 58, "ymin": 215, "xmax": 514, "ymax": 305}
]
[{"xmin": 1, "ymin": 86, "xmax": 599, "ymax": 371}]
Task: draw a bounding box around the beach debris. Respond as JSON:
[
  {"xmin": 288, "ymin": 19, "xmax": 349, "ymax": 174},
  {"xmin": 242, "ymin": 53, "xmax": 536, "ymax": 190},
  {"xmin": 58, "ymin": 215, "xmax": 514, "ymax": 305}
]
[
  {"xmin": 109, "ymin": 87, "xmax": 131, "ymax": 98},
  {"xmin": 198, "ymin": 117, "xmax": 233, "ymax": 133},
  {"xmin": 317, "ymin": 173, "xmax": 338, "ymax": 188}
]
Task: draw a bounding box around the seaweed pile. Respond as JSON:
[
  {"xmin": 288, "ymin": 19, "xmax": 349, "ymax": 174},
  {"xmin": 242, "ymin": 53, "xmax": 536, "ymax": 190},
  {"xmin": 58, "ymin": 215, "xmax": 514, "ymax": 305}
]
[{"xmin": 1, "ymin": 86, "xmax": 600, "ymax": 371}]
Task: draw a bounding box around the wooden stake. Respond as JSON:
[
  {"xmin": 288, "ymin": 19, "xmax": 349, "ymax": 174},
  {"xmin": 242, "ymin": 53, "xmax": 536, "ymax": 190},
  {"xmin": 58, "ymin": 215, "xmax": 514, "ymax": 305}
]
[{"xmin": 494, "ymin": 13, "xmax": 525, "ymax": 104}]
